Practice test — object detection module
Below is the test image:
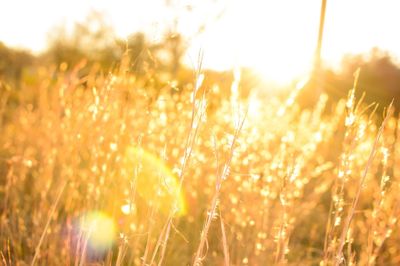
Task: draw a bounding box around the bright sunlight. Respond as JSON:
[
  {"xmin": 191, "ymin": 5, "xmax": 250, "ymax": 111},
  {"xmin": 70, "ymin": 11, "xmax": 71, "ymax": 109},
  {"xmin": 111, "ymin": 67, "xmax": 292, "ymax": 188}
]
[
  {"xmin": 2, "ymin": 0, "xmax": 400, "ymax": 84},
  {"xmin": 2, "ymin": 1, "xmax": 400, "ymax": 265}
]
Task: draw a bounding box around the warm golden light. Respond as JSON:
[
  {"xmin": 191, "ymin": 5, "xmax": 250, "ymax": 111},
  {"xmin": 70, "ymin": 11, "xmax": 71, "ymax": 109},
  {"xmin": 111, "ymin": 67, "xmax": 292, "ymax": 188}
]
[
  {"xmin": 187, "ymin": 0, "xmax": 319, "ymax": 85},
  {"xmin": 124, "ymin": 147, "xmax": 186, "ymax": 216},
  {"xmin": 2, "ymin": 10, "xmax": 400, "ymax": 262},
  {"xmin": 79, "ymin": 212, "xmax": 116, "ymax": 252},
  {"xmin": 2, "ymin": 1, "xmax": 400, "ymax": 85},
  {"xmin": 188, "ymin": 0, "xmax": 400, "ymax": 84}
]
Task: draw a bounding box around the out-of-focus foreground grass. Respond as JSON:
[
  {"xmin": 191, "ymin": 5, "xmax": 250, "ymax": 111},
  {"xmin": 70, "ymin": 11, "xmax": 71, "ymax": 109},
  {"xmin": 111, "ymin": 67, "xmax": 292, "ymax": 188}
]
[{"xmin": 0, "ymin": 60, "xmax": 399, "ymax": 266}]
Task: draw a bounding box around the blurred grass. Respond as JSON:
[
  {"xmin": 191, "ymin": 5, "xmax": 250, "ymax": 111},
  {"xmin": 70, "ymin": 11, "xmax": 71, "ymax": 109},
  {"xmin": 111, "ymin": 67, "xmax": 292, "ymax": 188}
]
[{"xmin": 0, "ymin": 58, "xmax": 399, "ymax": 266}]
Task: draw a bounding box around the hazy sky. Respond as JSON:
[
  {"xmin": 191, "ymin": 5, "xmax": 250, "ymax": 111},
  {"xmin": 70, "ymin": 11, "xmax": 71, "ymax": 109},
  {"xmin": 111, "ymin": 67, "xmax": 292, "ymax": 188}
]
[{"xmin": 1, "ymin": 0, "xmax": 400, "ymax": 83}]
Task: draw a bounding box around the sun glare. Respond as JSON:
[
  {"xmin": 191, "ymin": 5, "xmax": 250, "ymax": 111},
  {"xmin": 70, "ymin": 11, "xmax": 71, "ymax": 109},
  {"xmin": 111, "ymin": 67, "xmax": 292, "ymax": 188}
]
[
  {"xmin": 124, "ymin": 147, "xmax": 186, "ymax": 216},
  {"xmin": 3, "ymin": 1, "xmax": 400, "ymax": 265},
  {"xmin": 187, "ymin": 0, "xmax": 321, "ymax": 85},
  {"xmin": 2, "ymin": 1, "xmax": 400, "ymax": 84},
  {"xmin": 79, "ymin": 212, "xmax": 116, "ymax": 253}
]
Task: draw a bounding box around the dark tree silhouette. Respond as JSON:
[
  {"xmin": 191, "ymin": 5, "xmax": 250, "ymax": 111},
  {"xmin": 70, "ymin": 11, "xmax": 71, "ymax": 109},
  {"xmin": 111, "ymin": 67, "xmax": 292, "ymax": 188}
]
[{"xmin": 0, "ymin": 42, "xmax": 34, "ymax": 85}]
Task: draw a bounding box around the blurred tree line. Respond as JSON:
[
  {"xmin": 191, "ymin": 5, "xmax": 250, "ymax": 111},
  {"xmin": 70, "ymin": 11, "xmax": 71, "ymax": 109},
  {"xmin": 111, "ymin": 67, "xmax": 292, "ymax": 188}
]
[
  {"xmin": 1, "ymin": 12, "xmax": 400, "ymax": 111},
  {"xmin": 0, "ymin": 12, "xmax": 190, "ymax": 87},
  {"xmin": 0, "ymin": 42, "xmax": 34, "ymax": 85},
  {"xmin": 288, "ymin": 49, "xmax": 400, "ymax": 112},
  {"xmin": 325, "ymin": 49, "xmax": 400, "ymax": 109}
]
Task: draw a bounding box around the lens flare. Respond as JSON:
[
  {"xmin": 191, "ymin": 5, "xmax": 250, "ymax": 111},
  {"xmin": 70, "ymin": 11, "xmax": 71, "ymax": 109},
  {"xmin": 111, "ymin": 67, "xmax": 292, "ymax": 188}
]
[
  {"xmin": 124, "ymin": 147, "xmax": 186, "ymax": 216},
  {"xmin": 79, "ymin": 212, "xmax": 116, "ymax": 252}
]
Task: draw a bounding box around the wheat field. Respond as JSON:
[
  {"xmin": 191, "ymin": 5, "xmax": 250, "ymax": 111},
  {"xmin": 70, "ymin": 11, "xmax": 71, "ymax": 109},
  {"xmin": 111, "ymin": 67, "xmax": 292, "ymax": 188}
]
[{"xmin": 0, "ymin": 60, "xmax": 399, "ymax": 265}]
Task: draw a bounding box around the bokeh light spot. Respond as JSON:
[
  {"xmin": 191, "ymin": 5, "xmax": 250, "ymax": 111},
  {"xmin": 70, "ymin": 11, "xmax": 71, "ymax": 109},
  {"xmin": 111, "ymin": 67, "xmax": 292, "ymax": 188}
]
[
  {"xmin": 125, "ymin": 147, "xmax": 186, "ymax": 216},
  {"xmin": 79, "ymin": 212, "xmax": 116, "ymax": 252}
]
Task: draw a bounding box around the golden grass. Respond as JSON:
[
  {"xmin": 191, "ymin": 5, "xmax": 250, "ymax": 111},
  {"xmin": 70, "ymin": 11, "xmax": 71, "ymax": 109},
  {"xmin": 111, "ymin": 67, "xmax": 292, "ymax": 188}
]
[{"xmin": 0, "ymin": 62, "xmax": 399, "ymax": 265}]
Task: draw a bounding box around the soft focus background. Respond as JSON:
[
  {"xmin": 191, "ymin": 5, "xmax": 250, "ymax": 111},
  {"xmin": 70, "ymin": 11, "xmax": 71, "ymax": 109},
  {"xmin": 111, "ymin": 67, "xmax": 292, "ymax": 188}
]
[
  {"xmin": 2, "ymin": 0, "xmax": 400, "ymax": 98},
  {"xmin": 2, "ymin": 0, "xmax": 400, "ymax": 103},
  {"xmin": 1, "ymin": 1, "xmax": 400, "ymax": 265}
]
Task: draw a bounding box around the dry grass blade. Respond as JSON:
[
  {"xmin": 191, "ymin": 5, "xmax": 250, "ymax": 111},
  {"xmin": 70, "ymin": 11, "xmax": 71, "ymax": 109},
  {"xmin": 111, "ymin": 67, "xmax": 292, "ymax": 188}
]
[
  {"xmin": 220, "ymin": 210, "xmax": 230, "ymax": 266},
  {"xmin": 2, "ymin": 54, "xmax": 400, "ymax": 265},
  {"xmin": 334, "ymin": 103, "xmax": 394, "ymax": 266},
  {"xmin": 193, "ymin": 108, "xmax": 247, "ymax": 266},
  {"xmin": 31, "ymin": 181, "xmax": 67, "ymax": 266}
]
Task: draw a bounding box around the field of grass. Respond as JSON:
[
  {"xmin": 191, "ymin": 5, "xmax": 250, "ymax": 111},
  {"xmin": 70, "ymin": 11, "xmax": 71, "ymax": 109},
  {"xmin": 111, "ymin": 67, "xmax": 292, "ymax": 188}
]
[{"xmin": 0, "ymin": 61, "xmax": 399, "ymax": 265}]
